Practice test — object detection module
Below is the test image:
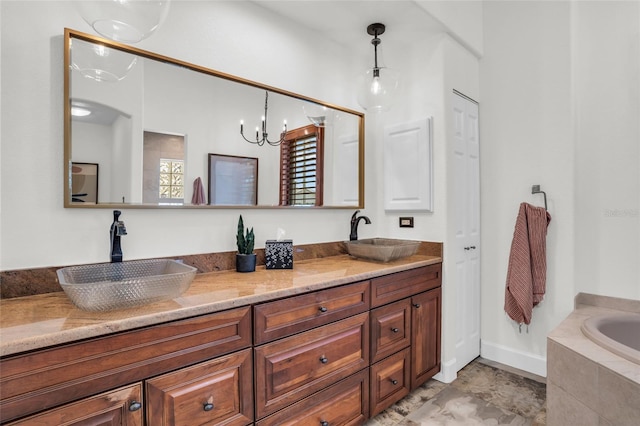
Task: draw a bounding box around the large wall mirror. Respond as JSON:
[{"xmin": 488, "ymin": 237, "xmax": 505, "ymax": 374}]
[{"xmin": 64, "ymin": 29, "xmax": 364, "ymax": 209}]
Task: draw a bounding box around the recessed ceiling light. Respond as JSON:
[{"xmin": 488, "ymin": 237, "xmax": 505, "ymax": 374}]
[{"xmin": 71, "ymin": 106, "xmax": 91, "ymax": 117}]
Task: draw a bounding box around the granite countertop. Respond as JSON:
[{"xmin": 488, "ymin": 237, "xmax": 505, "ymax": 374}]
[{"xmin": 0, "ymin": 254, "xmax": 441, "ymax": 357}]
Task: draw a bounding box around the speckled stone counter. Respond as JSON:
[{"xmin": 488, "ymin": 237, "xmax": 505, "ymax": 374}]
[{"xmin": 0, "ymin": 253, "xmax": 441, "ymax": 357}]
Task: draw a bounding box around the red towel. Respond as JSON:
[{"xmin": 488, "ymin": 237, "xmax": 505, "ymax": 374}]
[
  {"xmin": 504, "ymin": 202, "xmax": 552, "ymax": 326},
  {"xmin": 191, "ymin": 177, "xmax": 206, "ymax": 205}
]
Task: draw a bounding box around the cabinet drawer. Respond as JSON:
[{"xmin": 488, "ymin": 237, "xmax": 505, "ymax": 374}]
[
  {"xmin": 254, "ymin": 312, "xmax": 369, "ymax": 419},
  {"xmin": 370, "ymin": 348, "xmax": 411, "ymax": 417},
  {"xmin": 256, "ymin": 369, "xmax": 369, "ymax": 426},
  {"xmin": 0, "ymin": 306, "xmax": 251, "ymax": 423},
  {"xmin": 254, "ymin": 281, "xmax": 370, "ymax": 344},
  {"xmin": 371, "ymin": 264, "xmax": 442, "ymax": 307},
  {"xmin": 7, "ymin": 383, "xmax": 143, "ymax": 426},
  {"xmin": 370, "ymin": 298, "xmax": 411, "ymax": 363},
  {"xmin": 146, "ymin": 348, "xmax": 253, "ymax": 426}
]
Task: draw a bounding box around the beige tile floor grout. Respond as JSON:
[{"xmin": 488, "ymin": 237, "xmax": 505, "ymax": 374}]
[{"xmin": 366, "ymin": 357, "xmax": 547, "ymax": 425}]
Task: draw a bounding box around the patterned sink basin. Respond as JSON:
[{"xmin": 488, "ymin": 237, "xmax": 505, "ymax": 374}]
[
  {"xmin": 345, "ymin": 238, "xmax": 420, "ymax": 262},
  {"xmin": 57, "ymin": 259, "xmax": 197, "ymax": 311}
]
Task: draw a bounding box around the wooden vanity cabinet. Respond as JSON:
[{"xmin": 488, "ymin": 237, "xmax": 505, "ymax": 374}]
[
  {"xmin": 0, "ymin": 306, "xmax": 251, "ymax": 424},
  {"xmin": 369, "ymin": 264, "xmax": 442, "ymax": 415},
  {"xmin": 1, "ymin": 262, "xmax": 441, "ymax": 425},
  {"xmin": 6, "ymin": 383, "xmax": 144, "ymax": 426}
]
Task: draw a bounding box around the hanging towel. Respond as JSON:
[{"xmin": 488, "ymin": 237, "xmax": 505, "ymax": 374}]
[
  {"xmin": 504, "ymin": 202, "xmax": 552, "ymax": 327},
  {"xmin": 192, "ymin": 177, "xmax": 206, "ymax": 205}
]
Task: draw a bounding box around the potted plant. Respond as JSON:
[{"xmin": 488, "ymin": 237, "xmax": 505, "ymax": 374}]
[{"xmin": 236, "ymin": 215, "xmax": 256, "ymax": 272}]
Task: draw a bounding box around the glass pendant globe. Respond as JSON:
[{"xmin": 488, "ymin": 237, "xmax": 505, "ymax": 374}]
[
  {"xmin": 356, "ymin": 67, "xmax": 400, "ymax": 113},
  {"xmin": 75, "ymin": 0, "xmax": 171, "ymax": 43},
  {"xmin": 303, "ymin": 103, "xmax": 341, "ymax": 127},
  {"xmin": 71, "ymin": 38, "xmax": 138, "ymax": 82}
]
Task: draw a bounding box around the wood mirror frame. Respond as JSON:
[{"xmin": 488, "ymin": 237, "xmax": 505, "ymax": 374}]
[{"xmin": 64, "ymin": 28, "xmax": 364, "ymax": 209}]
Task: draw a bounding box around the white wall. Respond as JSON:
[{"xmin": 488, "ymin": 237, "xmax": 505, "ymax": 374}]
[
  {"xmin": 480, "ymin": 0, "xmax": 639, "ymax": 376},
  {"xmin": 0, "ymin": 1, "xmax": 363, "ymax": 270},
  {"xmin": 573, "ymin": 0, "xmax": 640, "ymax": 299}
]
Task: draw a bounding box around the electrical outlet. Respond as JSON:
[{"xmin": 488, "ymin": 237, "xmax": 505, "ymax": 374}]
[{"xmin": 399, "ymin": 217, "xmax": 414, "ymax": 228}]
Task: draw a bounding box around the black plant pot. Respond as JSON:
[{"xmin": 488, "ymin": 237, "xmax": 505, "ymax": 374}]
[{"xmin": 236, "ymin": 253, "xmax": 257, "ymax": 273}]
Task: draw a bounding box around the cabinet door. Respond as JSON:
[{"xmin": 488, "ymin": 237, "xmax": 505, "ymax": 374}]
[
  {"xmin": 7, "ymin": 383, "xmax": 143, "ymax": 426},
  {"xmin": 256, "ymin": 370, "xmax": 369, "ymax": 426},
  {"xmin": 146, "ymin": 349, "xmax": 253, "ymax": 426},
  {"xmin": 411, "ymin": 287, "xmax": 442, "ymax": 389},
  {"xmin": 370, "ymin": 298, "xmax": 411, "ymax": 363},
  {"xmin": 254, "ymin": 313, "xmax": 369, "ymax": 419}
]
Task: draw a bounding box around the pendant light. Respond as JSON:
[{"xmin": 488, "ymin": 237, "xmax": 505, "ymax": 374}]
[
  {"xmin": 75, "ymin": 0, "xmax": 171, "ymax": 43},
  {"xmin": 356, "ymin": 23, "xmax": 399, "ymax": 113}
]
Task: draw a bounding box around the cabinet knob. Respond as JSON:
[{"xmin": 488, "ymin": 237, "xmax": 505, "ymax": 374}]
[
  {"xmin": 390, "ymin": 379, "xmax": 398, "ymax": 385},
  {"xmin": 391, "ymin": 327, "xmax": 399, "ymax": 333},
  {"xmin": 320, "ymin": 421, "xmax": 329, "ymax": 426},
  {"xmin": 203, "ymin": 402, "xmax": 214, "ymax": 412},
  {"xmin": 128, "ymin": 401, "xmax": 142, "ymax": 412},
  {"xmin": 319, "ymin": 306, "xmax": 328, "ymax": 313},
  {"xmin": 319, "ymin": 356, "xmax": 329, "ymax": 364},
  {"xmin": 413, "ymin": 303, "xmax": 421, "ymax": 308}
]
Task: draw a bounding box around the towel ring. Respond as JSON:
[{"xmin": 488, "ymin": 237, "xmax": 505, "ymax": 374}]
[{"xmin": 531, "ymin": 185, "xmax": 547, "ymax": 211}]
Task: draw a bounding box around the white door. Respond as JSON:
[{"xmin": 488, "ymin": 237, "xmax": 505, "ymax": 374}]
[{"xmin": 452, "ymin": 91, "xmax": 481, "ymax": 372}]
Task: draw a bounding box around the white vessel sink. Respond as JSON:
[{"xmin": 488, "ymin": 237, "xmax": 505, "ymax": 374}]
[
  {"xmin": 345, "ymin": 238, "xmax": 420, "ymax": 262},
  {"xmin": 57, "ymin": 259, "xmax": 197, "ymax": 311}
]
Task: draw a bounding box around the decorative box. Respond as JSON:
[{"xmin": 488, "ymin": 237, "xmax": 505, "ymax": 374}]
[{"xmin": 265, "ymin": 240, "xmax": 293, "ymax": 269}]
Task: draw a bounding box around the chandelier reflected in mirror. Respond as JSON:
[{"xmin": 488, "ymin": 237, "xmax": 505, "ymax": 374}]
[{"xmin": 240, "ymin": 91, "xmax": 287, "ymax": 146}]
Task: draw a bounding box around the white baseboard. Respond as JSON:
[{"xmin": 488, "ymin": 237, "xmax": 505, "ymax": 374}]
[
  {"xmin": 433, "ymin": 357, "xmax": 458, "ymax": 383},
  {"xmin": 481, "ymin": 340, "xmax": 547, "ymax": 377}
]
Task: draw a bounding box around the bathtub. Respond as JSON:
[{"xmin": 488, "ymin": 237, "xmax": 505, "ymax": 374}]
[{"xmin": 581, "ymin": 313, "xmax": 640, "ymax": 365}]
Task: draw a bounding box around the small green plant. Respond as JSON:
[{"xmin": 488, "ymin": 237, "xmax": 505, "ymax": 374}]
[{"xmin": 236, "ymin": 215, "xmax": 255, "ymax": 255}]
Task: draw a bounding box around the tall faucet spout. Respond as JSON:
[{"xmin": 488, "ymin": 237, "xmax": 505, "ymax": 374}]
[
  {"xmin": 110, "ymin": 210, "xmax": 127, "ymax": 263},
  {"xmin": 350, "ymin": 210, "xmax": 371, "ymax": 241}
]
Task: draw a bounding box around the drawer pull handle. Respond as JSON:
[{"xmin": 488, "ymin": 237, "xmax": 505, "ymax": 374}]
[
  {"xmin": 319, "ymin": 306, "xmax": 328, "ymax": 313},
  {"xmin": 203, "ymin": 402, "xmax": 214, "ymax": 411},
  {"xmin": 319, "ymin": 356, "xmax": 329, "ymax": 364},
  {"xmin": 391, "ymin": 327, "xmax": 399, "ymax": 333},
  {"xmin": 391, "ymin": 379, "xmax": 398, "ymax": 385},
  {"xmin": 320, "ymin": 421, "xmax": 329, "ymax": 426},
  {"xmin": 413, "ymin": 303, "xmax": 421, "ymax": 308},
  {"xmin": 128, "ymin": 401, "xmax": 142, "ymax": 412}
]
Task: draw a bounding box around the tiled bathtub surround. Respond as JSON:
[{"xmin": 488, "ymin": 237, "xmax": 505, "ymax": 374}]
[
  {"xmin": 0, "ymin": 241, "xmax": 443, "ymax": 299},
  {"xmin": 547, "ymin": 293, "xmax": 640, "ymax": 426}
]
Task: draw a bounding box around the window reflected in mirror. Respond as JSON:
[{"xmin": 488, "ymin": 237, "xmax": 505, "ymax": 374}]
[
  {"xmin": 143, "ymin": 131, "xmax": 185, "ymax": 205},
  {"xmin": 280, "ymin": 125, "xmax": 324, "ymax": 207}
]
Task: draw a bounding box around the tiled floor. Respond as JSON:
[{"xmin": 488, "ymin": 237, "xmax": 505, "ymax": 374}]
[{"xmin": 365, "ymin": 358, "xmax": 547, "ymax": 425}]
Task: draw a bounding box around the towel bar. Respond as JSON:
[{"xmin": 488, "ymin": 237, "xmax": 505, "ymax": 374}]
[{"xmin": 531, "ymin": 185, "xmax": 548, "ymax": 211}]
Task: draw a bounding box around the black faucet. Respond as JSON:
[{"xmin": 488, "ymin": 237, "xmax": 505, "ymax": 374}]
[
  {"xmin": 110, "ymin": 210, "xmax": 127, "ymax": 263},
  {"xmin": 350, "ymin": 210, "xmax": 371, "ymax": 241}
]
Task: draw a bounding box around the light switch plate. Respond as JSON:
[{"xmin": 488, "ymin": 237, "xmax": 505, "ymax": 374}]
[{"xmin": 399, "ymin": 217, "xmax": 414, "ymax": 228}]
